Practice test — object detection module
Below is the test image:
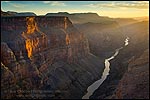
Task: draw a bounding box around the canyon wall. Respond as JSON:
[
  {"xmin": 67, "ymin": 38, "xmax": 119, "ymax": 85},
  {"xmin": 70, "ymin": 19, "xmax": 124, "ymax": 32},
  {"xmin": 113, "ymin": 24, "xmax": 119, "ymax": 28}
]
[
  {"xmin": 47, "ymin": 12, "xmax": 126, "ymax": 58},
  {"xmin": 111, "ymin": 49, "xmax": 149, "ymax": 99},
  {"xmin": 1, "ymin": 16, "xmax": 87, "ymax": 62},
  {"xmin": 1, "ymin": 16, "xmax": 104, "ymax": 99}
]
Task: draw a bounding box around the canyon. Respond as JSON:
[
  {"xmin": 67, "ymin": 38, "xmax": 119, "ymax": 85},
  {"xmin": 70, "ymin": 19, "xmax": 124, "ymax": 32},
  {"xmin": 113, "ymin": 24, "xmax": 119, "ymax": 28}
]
[
  {"xmin": 1, "ymin": 16, "xmax": 105, "ymax": 99},
  {"xmin": 1, "ymin": 11, "xmax": 149, "ymax": 99}
]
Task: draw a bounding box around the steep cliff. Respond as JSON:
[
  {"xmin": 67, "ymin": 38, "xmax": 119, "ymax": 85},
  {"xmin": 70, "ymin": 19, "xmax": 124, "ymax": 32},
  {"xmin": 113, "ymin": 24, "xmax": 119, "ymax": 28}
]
[
  {"xmin": 1, "ymin": 16, "xmax": 104, "ymax": 99},
  {"xmin": 111, "ymin": 49, "xmax": 149, "ymax": 99}
]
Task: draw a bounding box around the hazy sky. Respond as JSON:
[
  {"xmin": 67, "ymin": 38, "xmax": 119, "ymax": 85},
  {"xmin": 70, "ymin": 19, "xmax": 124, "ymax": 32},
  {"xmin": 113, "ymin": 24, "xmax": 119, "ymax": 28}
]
[{"xmin": 1, "ymin": 1, "xmax": 149, "ymax": 18}]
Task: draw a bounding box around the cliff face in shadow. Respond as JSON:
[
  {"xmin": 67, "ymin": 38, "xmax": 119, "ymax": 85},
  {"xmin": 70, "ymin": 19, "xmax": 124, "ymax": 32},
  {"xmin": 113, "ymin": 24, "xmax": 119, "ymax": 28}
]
[
  {"xmin": 1, "ymin": 16, "xmax": 104, "ymax": 99},
  {"xmin": 111, "ymin": 49, "xmax": 149, "ymax": 99}
]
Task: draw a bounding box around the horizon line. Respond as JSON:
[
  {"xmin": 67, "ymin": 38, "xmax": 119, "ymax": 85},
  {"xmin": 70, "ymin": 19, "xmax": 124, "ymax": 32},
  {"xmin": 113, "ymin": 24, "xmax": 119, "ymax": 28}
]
[{"xmin": 2, "ymin": 10, "xmax": 149, "ymax": 19}]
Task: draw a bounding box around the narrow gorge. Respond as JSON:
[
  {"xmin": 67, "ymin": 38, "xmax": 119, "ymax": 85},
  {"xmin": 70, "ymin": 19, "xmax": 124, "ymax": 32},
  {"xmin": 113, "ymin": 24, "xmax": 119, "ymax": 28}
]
[{"xmin": 82, "ymin": 37, "xmax": 129, "ymax": 99}]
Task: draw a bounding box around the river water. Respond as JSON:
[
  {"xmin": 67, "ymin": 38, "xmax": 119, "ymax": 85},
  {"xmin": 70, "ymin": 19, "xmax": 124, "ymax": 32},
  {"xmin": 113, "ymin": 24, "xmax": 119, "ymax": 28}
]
[{"xmin": 82, "ymin": 37, "xmax": 129, "ymax": 99}]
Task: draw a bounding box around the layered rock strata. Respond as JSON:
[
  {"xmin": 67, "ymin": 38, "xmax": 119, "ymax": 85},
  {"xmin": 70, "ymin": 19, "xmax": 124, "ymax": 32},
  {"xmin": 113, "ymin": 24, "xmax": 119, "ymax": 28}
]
[{"xmin": 1, "ymin": 16, "xmax": 104, "ymax": 99}]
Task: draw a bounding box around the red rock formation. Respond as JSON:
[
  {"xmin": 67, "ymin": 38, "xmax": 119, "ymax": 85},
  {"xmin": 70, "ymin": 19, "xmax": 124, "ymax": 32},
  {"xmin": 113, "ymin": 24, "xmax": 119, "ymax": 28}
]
[{"xmin": 1, "ymin": 16, "xmax": 99, "ymax": 99}]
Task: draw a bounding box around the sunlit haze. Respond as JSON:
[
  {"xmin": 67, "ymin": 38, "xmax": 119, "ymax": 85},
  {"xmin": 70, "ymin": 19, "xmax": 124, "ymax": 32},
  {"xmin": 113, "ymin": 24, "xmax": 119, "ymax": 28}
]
[{"xmin": 1, "ymin": 1, "xmax": 149, "ymax": 18}]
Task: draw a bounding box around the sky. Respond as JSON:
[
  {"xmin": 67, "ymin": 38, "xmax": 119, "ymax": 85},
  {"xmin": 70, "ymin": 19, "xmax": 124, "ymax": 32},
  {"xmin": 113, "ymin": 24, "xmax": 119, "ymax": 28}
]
[{"xmin": 1, "ymin": 1, "xmax": 149, "ymax": 18}]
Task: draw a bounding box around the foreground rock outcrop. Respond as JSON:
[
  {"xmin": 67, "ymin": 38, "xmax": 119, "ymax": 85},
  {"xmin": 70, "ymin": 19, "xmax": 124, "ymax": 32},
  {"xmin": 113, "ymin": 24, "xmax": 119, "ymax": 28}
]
[
  {"xmin": 111, "ymin": 49, "xmax": 149, "ymax": 99},
  {"xmin": 1, "ymin": 16, "xmax": 104, "ymax": 99}
]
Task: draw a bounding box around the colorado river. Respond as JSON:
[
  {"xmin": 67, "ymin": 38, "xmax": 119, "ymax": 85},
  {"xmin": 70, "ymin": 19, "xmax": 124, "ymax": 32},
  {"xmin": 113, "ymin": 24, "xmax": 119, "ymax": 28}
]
[{"xmin": 82, "ymin": 37, "xmax": 129, "ymax": 99}]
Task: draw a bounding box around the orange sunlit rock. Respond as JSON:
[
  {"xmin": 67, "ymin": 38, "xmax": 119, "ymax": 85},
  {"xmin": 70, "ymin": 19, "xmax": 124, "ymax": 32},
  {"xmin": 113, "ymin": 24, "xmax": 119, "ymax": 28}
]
[
  {"xmin": 26, "ymin": 17, "xmax": 36, "ymax": 34},
  {"xmin": 66, "ymin": 34, "xmax": 70, "ymax": 45},
  {"xmin": 25, "ymin": 39, "xmax": 32, "ymax": 58},
  {"xmin": 25, "ymin": 38, "xmax": 40, "ymax": 58},
  {"xmin": 64, "ymin": 17, "xmax": 67, "ymax": 30}
]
